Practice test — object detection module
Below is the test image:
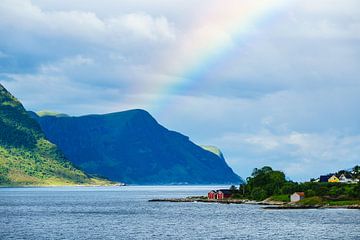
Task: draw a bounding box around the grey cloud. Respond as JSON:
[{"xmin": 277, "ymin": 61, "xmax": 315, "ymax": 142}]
[
  {"xmin": 209, "ymin": 131, "xmax": 360, "ymax": 181},
  {"xmin": 0, "ymin": 0, "xmax": 359, "ymax": 180}
]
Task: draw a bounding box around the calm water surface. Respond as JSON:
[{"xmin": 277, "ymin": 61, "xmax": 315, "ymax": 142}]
[{"xmin": 0, "ymin": 186, "xmax": 359, "ymax": 239}]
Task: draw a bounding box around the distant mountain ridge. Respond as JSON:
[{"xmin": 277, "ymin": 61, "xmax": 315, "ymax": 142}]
[
  {"xmin": 36, "ymin": 111, "xmax": 69, "ymax": 118},
  {"xmin": 0, "ymin": 83, "xmax": 109, "ymax": 186},
  {"xmin": 34, "ymin": 109, "xmax": 242, "ymax": 184}
]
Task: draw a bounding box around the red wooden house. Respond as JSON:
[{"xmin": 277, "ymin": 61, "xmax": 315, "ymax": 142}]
[
  {"xmin": 208, "ymin": 190, "xmax": 217, "ymax": 199},
  {"xmin": 216, "ymin": 189, "xmax": 232, "ymax": 200},
  {"xmin": 207, "ymin": 189, "xmax": 233, "ymax": 200}
]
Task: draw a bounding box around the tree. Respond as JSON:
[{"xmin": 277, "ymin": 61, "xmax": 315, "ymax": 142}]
[
  {"xmin": 306, "ymin": 189, "xmax": 316, "ymax": 197},
  {"xmin": 353, "ymin": 182, "xmax": 360, "ymax": 198},
  {"xmin": 251, "ymin": 187, "xmax": 267, "ymax": 201},
  {"xmin": 353, "ymin": 165, "xmax": 360, "ymax": 177},
  {"xmin": 251, "ymin": 166, "xmax": 273, "ymax": 178},
  {"xmin": 239, "ymin": 184, "xmax": 246, "ymax": 195},
  {"xmin": 246, "ymin": 166, "xmax": 287, "ymax": 199},
  {"xmin": 281, "ymin": 182, "xmax": 298, "ymax": 195},
  {"xmin": 229, "ymin": 185, "xmax": 237, "ymax": 193}
]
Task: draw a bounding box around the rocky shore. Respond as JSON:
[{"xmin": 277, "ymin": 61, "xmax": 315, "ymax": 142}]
[
  {"xmin": 149, "ymin": 197, "xmax": 360, "ymax": 209},
  {"xmin": 149, "ymin": 197, "xmax": 246, "ymax": 204},
  {"xmin": 263, "ymin": 204, "xmax": 360, "ymax": 210},
  {"xmin": 148, "ymin": 197, "xmax": 283, "ymax": 205}
]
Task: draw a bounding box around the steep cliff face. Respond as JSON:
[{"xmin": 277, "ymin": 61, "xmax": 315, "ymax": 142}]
[
  {"xmin": 0, "ymin": 83, "xmax": 107, "ymax": 186},
  {"xmin": 34, "ymin": 109, "xmax": 242, "ymax": 184}
]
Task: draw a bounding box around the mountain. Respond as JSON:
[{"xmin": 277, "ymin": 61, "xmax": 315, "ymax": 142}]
[
  {"xmin": 0, "ymin": 83, "xmax": 110, "ymax": 186},
  {"xmin": 33, "ymin": 109, "xmax": 242, "ymax": 184}
]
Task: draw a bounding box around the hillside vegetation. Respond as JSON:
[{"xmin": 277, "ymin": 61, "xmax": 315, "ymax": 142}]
[
  {"xmin": 232, "ymin": 166, "xmax": 360, "ymax": 202},
  {"xmin": 0, "ymin": 84, "xmax": 110, "ymax": 186}
]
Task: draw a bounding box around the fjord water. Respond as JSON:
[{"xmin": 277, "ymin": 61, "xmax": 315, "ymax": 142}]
[{"xmin": 0, "ymin": 186, "xmax": 359, "ymax": 240}]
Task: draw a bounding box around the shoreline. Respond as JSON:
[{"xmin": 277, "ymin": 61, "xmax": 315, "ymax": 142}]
[
  {"xmin": 263, "ymin": 205, "xmax": 360, "ymax": 210},
  {"xmin": 149, "ymin": 197, "xmax": 360, "ymax": 209},
  {"xmin": 149, "ymin": 198, "xmax": 246, "ymax": 204},
  {"xmin": 149, "ymin": 197, "xmax": 283, "ymax": 205}
]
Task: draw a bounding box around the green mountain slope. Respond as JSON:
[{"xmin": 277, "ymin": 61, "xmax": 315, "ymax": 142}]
[
  {"xmin": 34, "ymin": 109, "xmax": 243, "ymax": 184},
  {"xmin": 0, "ymin": 83, "xmax": 109, "ymax": 186}
]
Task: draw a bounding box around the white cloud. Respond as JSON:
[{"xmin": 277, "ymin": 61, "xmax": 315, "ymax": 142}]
[
  {"xmin": 0, "ymin": 0, "xmax": 176, "ymax": 47},
  {"xmin": 111, "ymin": 13, "xmax": 175, "ymax": 40},
  {"xmin": 209, "ymin": 131, "xmax": 360, "ymax": 181},
  {"xmin": 39, "ymin": 55, "xmax": 94, "ymax": 74}
]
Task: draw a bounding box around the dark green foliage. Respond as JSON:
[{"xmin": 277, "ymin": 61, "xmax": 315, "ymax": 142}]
[
  {"xmin": 0, "ymin": 83, "xmax": 96, "ymax": 185},
  {"xmin": 251, "ymin": 187, "xmax": 267, "ymax": 201},
  {"xmin": 34, "ymin": 109, "xmax": 242, "ymax": 184},
  {"xmin": 297, "ymin": 182, "xmax": 359, "ymax": 199},
  {"xmin": 354, "ymin": 183, "xmax": 360, "ymax": 198},
  {"xmin": 230, "ymin": 185, "xmax": 237, "ymax": 193},
  {"xmin": 245, "ymin": 166, "xmax": 287, "ymax": 200},
  {"xmin": 306, "ymin": 189, "xmax": 316, "ymax": 197},
  {"xmin": 280, "ymin": 182, "xmax": 299, "ymax": 195}
]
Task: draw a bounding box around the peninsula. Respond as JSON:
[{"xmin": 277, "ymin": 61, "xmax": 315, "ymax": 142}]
[{"xmin": 150, "ymin": 166, "xmax": 360, "ymax": 209}]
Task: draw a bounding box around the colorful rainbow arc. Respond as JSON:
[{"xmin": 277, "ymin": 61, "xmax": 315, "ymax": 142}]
[{"xmin": 126, "ymin": 0, "xmax": 293, "ymax": 114}]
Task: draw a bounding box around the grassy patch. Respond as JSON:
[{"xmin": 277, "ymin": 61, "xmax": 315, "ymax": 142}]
[
  {"xmin": 325, "ymin": 200, "xmax": 360, "ymax": 206},
  {"xmin": 296, "ymin": 196, "xmax": 360, "ymax": 206},
  {"xmin": 297, "ymin": 196, "xmax": 324, "ymax": 205},
  {"xmin": 270, "ymin": 194, "xmax": 290, "ymax": 202},
  {"xmin": 231, "ymin": 193, "xmax": 247, "ymax": 199}
]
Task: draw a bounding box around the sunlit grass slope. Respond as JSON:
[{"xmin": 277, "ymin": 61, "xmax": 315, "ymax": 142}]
[{"xmin": 0, "ymin": 83, "xmax": 111, "ymax": 186}]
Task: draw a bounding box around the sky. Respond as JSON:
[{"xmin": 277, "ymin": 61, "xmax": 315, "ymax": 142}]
[{"xmin": 0, "ymin": 0, "xmax": 360, "ymax": 181}]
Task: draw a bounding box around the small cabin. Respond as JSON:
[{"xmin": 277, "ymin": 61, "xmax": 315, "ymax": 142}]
[
  {"xmin": 216, "ymin": 189, "xmax": 233, "ymax": 200},
  {"xmin": 208, "ymin": 190, "xmax": 217, "ymax": 200},
  {"xmin": 290, "ymin": 192, "xmax": 305, "ymax": 202},
  {"xmin": 328, "ymin": 175, "xmax": 339, "ymax": 183}
]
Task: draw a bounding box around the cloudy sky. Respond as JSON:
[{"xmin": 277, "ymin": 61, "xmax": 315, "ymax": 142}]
[{"xmin": 1, "ymin": 0, "xmax": 360, "ymax": 181}]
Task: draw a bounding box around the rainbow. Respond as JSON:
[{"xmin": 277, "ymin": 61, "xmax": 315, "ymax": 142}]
[{"xmin": 127, "ymin": 0, "xmax": 293, "ymax": 114}]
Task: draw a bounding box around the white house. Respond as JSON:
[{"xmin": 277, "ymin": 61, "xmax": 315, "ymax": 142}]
[
  {"xmin": 290, "ymin": 192, "xmax": 305, "ymax": 202},
  {"xmin": 339, "ymin": 174, "xmax": 359, "ymax": 184},
  {"xmin": 339, "ymin": 174, "xmax": 351, "ymax": 183}
]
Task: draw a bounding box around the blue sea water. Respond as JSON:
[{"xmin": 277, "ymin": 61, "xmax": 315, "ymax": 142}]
[{"xmin": 0, "ymin": 186, "xmax": 359, "ymax": 240}]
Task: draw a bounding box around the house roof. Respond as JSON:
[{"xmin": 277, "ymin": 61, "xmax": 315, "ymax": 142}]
[
  {"xmin": 320, "ymin": 175, "xmax": 332, "ymax": 181},
  {"xmin": 293, "ymin": 192, "xmax": 305, "ymax": 197},
  {"xmin": 217, "ymin": 189, "xmax": 233, "ymax": 194},
  {"xmin": 208, "ymin": 189, "xmax": 234, "ymax": 194},
  {"xmin": 339, "ymin": 173, "xmax": 352, "ymax": 179}
]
